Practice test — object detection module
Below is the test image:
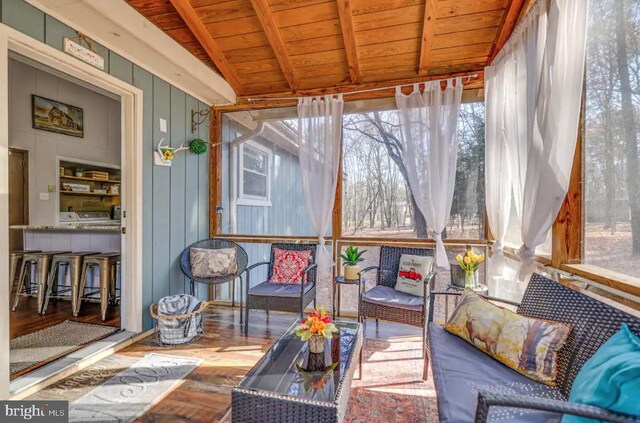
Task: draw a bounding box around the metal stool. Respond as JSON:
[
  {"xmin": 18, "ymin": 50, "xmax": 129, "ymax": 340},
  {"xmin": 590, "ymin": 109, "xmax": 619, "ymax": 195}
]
[
  {"xmin": 76, "ymin": 253, "xmax": 120, "ymax": 321},
  {"xmin": 41, "ymin": 252, "xmax": 100, "ymax": 315},
  {"xmin": 9, "ymin": 250, "xmax": 41, "ymax": 296},
  {"xmin": 13, "ymin": 251, "xmax": 71, "ymax": 313}
]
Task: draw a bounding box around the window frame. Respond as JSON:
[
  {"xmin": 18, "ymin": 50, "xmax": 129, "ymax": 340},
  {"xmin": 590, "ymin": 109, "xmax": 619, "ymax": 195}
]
[{"xmin": 237, "ymin": 140, "xmax": 272, "ymax": 207}]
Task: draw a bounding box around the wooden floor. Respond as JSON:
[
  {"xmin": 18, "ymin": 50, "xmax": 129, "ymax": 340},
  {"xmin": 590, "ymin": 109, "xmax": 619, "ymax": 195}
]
[
  {"xmin": 108, "ymin": 306, "xmax": 420, "ymax": 422},
  {"xmin": 10, "ymin": 295, "xmax": 121, "ymax": 379},
  {"xmin": 10, "ymin": 296, "xmax": 120, "ymax": 340}
]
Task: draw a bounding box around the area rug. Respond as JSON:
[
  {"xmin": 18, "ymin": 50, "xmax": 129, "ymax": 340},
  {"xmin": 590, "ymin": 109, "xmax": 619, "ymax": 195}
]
[
  {"xmin": 346, "ymin": 336, "xmax": 438, "ymax": 423},
  {"xmin": 68, "ymin": 353, "xmax": 202, "ymax": 422},
  {"xmin": 10, "ymin": 320, "xmax": 119, "ymax": 375},
  {"xmin": 220, "ymin": 336, "xmax": 438, "ymax": 423}
]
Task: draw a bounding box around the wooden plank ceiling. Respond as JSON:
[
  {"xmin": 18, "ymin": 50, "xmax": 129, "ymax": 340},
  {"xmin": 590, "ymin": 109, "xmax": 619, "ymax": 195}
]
[{"xmin": 125, "ymin": 0, "xmax": 526, "ymax": 98}]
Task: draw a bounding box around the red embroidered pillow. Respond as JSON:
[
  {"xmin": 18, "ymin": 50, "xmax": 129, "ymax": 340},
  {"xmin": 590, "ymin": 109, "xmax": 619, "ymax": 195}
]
[{"xmin": 269, "ymin": 248, "xmax": 312, "ymax": 285}]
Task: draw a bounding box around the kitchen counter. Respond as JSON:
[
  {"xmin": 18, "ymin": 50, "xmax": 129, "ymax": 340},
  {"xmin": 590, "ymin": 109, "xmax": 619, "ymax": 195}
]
[{"xmin": 10, "ymin": 225, "xmax": 121, "ymax": 232}]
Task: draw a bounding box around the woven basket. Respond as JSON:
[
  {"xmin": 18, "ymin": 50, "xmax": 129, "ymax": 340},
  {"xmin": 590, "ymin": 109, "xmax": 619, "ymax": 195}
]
[{"xmin": 150, "ymin": 301, "xmax": 209, "ymax": 346}]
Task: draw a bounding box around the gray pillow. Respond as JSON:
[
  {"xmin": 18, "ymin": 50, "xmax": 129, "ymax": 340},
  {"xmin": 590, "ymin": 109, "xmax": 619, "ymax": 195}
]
[{"xmin": 190, "ymin": 247, "xmax": 237, "ymax": 278}]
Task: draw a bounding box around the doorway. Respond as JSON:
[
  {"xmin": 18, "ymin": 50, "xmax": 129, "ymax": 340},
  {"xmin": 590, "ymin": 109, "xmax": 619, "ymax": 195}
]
[
  {"xmin": 0, "ymin": 24, "xmax": 143, "ymax": 399},
  {"xmin": 8, "ymin": 148, "xmax": 28, "ymax": 251}
]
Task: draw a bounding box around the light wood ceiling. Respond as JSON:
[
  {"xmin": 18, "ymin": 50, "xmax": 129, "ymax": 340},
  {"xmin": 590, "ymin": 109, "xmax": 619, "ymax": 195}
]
[{"xmin": 125, "ymin": 0, "xmax": 527, "ymax": 98}]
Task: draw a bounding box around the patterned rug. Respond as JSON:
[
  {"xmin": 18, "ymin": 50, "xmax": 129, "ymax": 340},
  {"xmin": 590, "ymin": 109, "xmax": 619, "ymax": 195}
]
[
  {"xmin": 68, "ymin": 353, "xmax": 202, "ymax": 422},
  {"xmin": 10, "ymin": 320, "xmax": 119, "ymax": 375},
  {"xmin": 346, "ymin": 336, "xmax": 439, "ymax": 423},
  {"xmin": 220, "ymin": 336, "xmax": 438, "ymax": 423}
]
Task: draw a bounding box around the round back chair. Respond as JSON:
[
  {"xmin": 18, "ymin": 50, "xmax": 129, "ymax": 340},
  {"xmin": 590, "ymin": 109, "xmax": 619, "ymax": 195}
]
[{"xmin": 180, "ymin": 239, "xmax": 248, "ymax": 298}]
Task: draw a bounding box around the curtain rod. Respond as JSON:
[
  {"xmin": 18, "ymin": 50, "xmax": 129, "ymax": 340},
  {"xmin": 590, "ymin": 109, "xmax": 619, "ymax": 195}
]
[{"xmin": 245, "ymin": 73, "xmax": 479, "ymax": 102}]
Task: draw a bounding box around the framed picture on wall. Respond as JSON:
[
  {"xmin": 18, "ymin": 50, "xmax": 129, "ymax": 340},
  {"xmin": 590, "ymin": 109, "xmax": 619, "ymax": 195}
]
[{"xmin": 32, "ymin": 95, "xmax": 84, "ymax": 138}]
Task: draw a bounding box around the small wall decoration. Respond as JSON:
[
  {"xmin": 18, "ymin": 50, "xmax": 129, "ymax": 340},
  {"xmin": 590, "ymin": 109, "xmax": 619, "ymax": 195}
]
[{"xmin": 32, "ymin": 95, "xmax": 84, "ymax": 138}]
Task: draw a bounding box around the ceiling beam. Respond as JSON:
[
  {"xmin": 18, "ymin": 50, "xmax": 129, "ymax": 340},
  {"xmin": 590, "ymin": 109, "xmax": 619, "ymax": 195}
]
[
  {"xmin": 234, "ymin": 69, "xmax": 484, "ymax": 104},
  {"xmin": 336, "ymin": 0, "xmax": 361, "ymax": 84},
  {"xmin": 249, "ymin": 0, "xmax": 300, "ymax": 90},
  {"xmin": 418, "ymin": 0, "xmax": 437, "ymax": 75},
  {"xmin": 487, "ymin": 0, "xmax": 526, "ymax": 64},
  {"xmin": 169, "ymin": 0, "xmax": 244, "ymax": 94}
]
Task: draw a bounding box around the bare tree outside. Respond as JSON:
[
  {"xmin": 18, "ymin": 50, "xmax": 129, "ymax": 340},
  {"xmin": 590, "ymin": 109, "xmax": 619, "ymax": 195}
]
[
  {"xmin": 584, "ymin": 0, "xmax": 640, "ymax": 276},
  {"xmin": 341, "ymin": 103, "xmax": 485, "ymax": 239}
]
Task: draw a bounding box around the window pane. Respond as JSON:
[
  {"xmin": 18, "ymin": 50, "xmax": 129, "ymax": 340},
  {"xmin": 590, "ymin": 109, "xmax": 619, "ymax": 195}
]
[
  {"xmin": 341, "ymin": 102, "xmax": 485, "ymax": 239},
  {"xmin": 243, "ymin": 170, "xmax": 267, "ymax": 198},
  {"xmin": 243, "ymin": 147, "xmax": 267, "ymax": 174},
  {"xmin": 584, "ymin": 0, "xmax": 640, "ymax": 276}
]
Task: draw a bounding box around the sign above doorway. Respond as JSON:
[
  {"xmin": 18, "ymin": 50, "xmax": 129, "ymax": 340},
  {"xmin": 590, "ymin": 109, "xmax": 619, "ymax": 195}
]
[{"xmin": 63, "ymin": 36, "xmax": 104, "ymax": 70}]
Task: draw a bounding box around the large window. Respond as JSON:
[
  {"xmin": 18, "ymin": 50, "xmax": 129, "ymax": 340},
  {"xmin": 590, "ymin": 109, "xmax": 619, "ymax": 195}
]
[
  {"xmin": 341, "ymin": 102, "xmax": 485, "ymax": 239},
  {"xmin": 584, "ymin": 0, "xmax": 640, "ymax": 277}
]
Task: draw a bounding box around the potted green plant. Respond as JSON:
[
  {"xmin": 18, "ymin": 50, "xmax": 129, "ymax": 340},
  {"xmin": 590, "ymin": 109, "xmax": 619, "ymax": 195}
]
[{"xmin": 339, "ymin": 246, "xmax": 366, "ymax": 281}]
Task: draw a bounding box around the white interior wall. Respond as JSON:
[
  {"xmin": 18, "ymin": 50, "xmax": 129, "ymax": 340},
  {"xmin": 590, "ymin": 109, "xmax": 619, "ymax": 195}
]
[{"xmin": 8, "ymin": 58, "xmax": 120, "ymax": 226}]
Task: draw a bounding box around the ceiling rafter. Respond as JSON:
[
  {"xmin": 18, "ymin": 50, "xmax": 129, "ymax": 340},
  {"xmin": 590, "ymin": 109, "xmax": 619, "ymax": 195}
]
[
  {"xmin": 418, "ymin": 0, "xmax": 437, "ymax": 75},
  {"xmin": 336, "ymin": 0, "xmax": 361, "ymax": 84},
  {"xmin": 249, "ymin": 0, "xmax": 300, "ymax": 91},
  {"xmin": 487, "ymin": 0, "xmax": 526, "ymax": 64},
  {"xmin": 169, "ymin": 0, "xmax": 244, "ymax": 94}
]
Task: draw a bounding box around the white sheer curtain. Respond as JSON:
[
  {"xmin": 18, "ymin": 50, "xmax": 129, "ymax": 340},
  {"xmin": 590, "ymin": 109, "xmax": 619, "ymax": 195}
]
[
  {"xmin": 396, "ymin": 79, "xmax": 463, "ymax": 269},
  {"xmin": 485, "ymin": 0, "xmax": 587, "ymax": 280},
  {"xmin": 297, "ymin": 95, "xmax": 344, "ymax": 271}
]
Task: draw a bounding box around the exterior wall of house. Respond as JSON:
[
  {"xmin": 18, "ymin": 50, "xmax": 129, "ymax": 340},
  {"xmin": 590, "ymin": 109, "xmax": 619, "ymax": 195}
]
[
  {"xmin": 218, "ymin": 116, "xmax": 315, "ymax": 301},
  {"xmin": 2, "ymin": 0, "xmax": 210, "ymax": 330}
]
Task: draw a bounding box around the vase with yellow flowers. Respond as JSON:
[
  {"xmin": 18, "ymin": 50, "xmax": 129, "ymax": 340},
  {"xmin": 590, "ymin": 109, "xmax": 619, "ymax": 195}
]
[
  {"xmin": 296, "ymin": 307, "xmax": 338, "ymax": 354},
  {"xmin": 456, "ymin": 246, "xmax": 485, "ymax": 289}
]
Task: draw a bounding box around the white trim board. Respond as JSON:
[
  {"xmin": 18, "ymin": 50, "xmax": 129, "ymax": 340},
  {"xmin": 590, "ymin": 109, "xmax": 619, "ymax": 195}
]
[
  {"xmin": 25, "ymin": 0, "xmax": 235, "ymax": 105},
  {"xmin": 0, "ymin": 24, "xmax": 144, "ymax": 399}
]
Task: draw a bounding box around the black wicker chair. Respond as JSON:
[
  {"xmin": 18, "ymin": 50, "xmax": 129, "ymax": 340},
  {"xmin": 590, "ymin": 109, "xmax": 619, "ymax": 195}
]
[
  {"xmin": 427, "ymin": 273, "xmax": 640, "ymax": 423},
  {"xmin": 358, "ymin": 246, "xmax": 436, "ymax": 371},
  {"xmin": 180, "ymin": 239, "xmax": 248, "ymax": 320},
  {"xmin": 244, "ymin": 243, "xmax": 317, "ymax": 334}
]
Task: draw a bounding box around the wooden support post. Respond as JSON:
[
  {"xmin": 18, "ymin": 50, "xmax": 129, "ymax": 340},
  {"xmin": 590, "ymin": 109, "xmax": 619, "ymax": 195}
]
[
  {"xmin": 552, "ymin": 96, "xmax": 584, "ymax": 268},
  {"xmin": 209, "ymin": 108, "xmax": 222, "ymax": 300}
]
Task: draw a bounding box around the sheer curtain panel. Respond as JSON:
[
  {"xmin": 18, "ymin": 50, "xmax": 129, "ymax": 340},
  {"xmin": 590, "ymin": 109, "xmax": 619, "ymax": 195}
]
[
  {"xmin": 297, "ymin": 95, "xmax": 344, "ymax": 272},
  {"xmin": 484, "ymin": 0, "xmax": 588, "ymax": 280},
  {"xmin": 396, "ymin": 79, "xmax": 463, "ymax": 269}
]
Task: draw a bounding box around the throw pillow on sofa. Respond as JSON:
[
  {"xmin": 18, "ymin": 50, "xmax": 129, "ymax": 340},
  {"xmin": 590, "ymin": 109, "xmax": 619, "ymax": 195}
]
[
  {"xmin": 190, "ymin": 247, "xmax": 237, "ymax": 278},
  {"xmin": 563, "ymin": 323, "xmax": 640, "ymax": 423},
  {"xmin": 394, "ymin": 254, "xmax": 433, "ymax": 297},
  {"xmin": 269, "ymin": 248, "xmax": 312, "ymax": 285},
  {"xmin": 445, "ymin": 289, "xmax": 571, "ymax": 385}
]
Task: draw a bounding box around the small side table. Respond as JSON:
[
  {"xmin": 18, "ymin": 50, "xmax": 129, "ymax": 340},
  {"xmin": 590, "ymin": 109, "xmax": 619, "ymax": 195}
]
[{"xmin": 333, "ymin": 276, "xmax": 361, "ymax": 319}]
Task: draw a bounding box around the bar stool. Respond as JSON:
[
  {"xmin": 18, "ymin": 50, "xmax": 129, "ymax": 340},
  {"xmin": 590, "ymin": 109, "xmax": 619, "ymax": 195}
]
[
  {"xmin": 13, "ymin": 251, "xmax": 71, "ymax": 313},
  {"xmin": 76, "ymin": 253, "xmax": 120, "ymax": 321},
  {"xmin": 9, "ymin": 250, "xmax": 41, "ymax": 295},
  {"xmin": 41, "ymin": 252, "xmax": 100, "ymax": 315}
]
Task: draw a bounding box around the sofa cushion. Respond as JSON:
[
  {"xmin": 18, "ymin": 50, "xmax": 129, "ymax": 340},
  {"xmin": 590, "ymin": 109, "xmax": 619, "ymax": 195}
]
[
  {"xmin": 190, "ymin": 247, "xmax": 237, "ymax": 278},
  {"xmin": 361, "ymin": 285, "xmax": 423, "ymax": 311},
  {"xmin": 249, "ymin": 281, "xmax": 313, "ymax": 298},
  {"xmin": 428, "ymin": 323, "xmax": 565, "ymax": 423}
]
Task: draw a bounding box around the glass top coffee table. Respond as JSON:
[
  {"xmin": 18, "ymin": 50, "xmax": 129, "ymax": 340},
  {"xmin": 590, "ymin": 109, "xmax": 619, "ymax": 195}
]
[{"xmin": 232, "ymin": 320, "xmax": 363, "ymax": 423}]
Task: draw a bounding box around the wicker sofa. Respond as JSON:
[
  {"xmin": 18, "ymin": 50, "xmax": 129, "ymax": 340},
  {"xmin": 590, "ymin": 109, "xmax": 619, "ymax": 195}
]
[{"xmin": 426, "ymin": 273, "xmax": 640, "ymax": 423}]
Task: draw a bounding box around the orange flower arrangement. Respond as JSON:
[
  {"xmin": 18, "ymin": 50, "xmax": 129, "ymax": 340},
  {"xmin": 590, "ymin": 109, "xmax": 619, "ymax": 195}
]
[{"xmin": 295, "ymin": 307, "xmax": 338, "ymax": 341}]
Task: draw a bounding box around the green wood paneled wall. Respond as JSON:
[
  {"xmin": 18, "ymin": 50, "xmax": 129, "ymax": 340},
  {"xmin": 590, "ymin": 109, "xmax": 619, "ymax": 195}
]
[{"xmin": 2, "ymin": 0, "xmax": 211, "ymax": 330}]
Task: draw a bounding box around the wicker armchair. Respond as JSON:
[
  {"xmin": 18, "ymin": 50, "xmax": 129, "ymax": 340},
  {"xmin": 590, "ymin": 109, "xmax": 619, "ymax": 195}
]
[
  {"xmin": 180, "ymin": 239, "xmax": 248, "ymax": 320},
  {"xmin": 427, "ymin": 273, "xmax": 640, "ymax": 423},
  {"xmin": 358, "ymin": 246, "xmax": 436, "ymax": 371},
  {"xmin": 244, "ymin": 243, "xmax": 318, "ymax": 334}
]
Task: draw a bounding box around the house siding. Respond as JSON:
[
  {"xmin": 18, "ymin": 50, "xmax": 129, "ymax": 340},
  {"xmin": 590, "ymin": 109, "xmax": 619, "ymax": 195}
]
[
  {"xmin": 2, "ymin": 0, "xmax": 210, "ymax": 330},
  {"xmin": 218, "ymin": 116, "xmax": 315, "ymax": 301}
]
